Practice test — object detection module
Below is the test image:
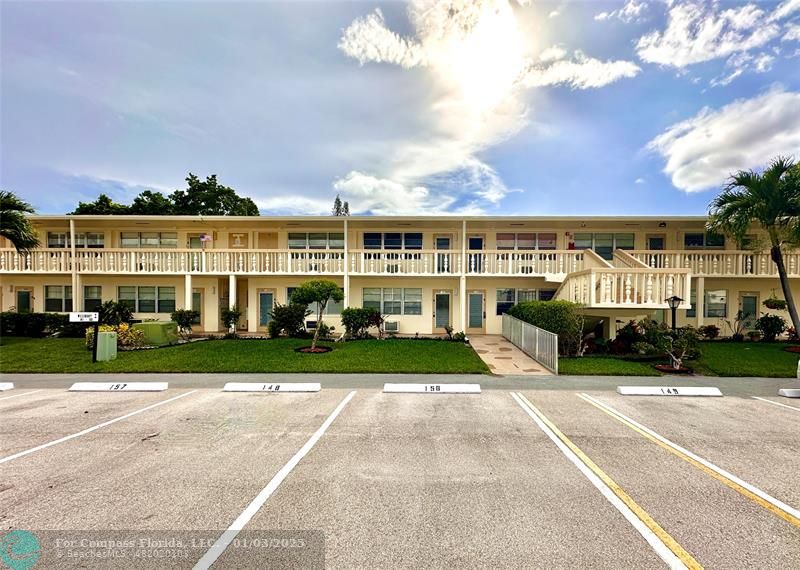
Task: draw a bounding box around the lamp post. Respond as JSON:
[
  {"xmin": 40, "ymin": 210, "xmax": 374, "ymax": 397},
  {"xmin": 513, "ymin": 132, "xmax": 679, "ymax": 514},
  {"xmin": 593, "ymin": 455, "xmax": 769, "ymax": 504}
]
[{"xmin": 665, "ymin": 295, "xmax": 683, "ymax": 332}]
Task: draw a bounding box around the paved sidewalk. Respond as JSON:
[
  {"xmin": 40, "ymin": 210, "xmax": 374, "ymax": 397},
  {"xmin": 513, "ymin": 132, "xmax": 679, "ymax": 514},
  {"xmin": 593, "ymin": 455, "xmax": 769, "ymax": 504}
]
[{"xmin": 469, "ymin": 335, "xmax": 552, "ymax": 376}]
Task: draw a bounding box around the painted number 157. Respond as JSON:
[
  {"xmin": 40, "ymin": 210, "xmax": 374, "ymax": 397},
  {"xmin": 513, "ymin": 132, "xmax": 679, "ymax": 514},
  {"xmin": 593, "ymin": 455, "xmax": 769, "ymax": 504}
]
[{"xmin": 109, "ymin": 384, "xmax": 128, "ymax": 390}]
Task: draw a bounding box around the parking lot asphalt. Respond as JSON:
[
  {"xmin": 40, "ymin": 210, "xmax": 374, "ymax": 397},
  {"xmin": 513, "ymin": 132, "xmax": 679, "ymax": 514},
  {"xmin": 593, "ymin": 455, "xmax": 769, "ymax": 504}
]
[{"xmin": 1, "ymin": 381, "xmax": 798, "ymax": 569}]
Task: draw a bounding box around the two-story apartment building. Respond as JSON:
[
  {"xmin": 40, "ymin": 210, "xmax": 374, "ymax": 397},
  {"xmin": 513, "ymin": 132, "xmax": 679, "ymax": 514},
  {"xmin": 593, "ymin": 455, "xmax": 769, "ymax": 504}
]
[{"xmin": 1, "ymin": 215, "xmax": 798, "ymax": 338}]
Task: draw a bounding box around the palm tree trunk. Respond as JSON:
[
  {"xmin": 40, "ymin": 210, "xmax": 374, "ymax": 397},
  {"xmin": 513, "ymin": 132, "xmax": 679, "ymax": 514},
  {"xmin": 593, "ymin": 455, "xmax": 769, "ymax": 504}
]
[{"xmin": 771, "ymin": 245, "xmax": 800, "ymax": 333}]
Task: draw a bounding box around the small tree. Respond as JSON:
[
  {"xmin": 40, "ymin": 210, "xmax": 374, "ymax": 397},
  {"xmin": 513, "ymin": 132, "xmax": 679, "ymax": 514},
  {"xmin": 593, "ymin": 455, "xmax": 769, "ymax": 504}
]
[
  {"xmin": 171, "ymin": 309, "xmax": 200, "ymax": 340},
  {"xmin": 221, "ymin": 306, "xmax": 242, "ymax": 336},
  {"xmin": 291, "ymin": 280, "xmax": 344, "ymax": 351},
  {"xmin": 99, "ymin": 300, "xmax": 133, "ymax": 326},
  {"xmin": 0, "ymin": 191, "xmax": 40, "ymax": 252},
  {"xmin": 656, "ymin": 326, "xmax": 701, "ymax": 370}
]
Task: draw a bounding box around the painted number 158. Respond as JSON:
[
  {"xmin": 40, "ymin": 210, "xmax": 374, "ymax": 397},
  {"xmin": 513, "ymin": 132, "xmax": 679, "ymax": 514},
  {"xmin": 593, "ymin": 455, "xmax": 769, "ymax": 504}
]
[{"xmin": 425, "ymin": 385, "xmax": 441, "ymax": 392}]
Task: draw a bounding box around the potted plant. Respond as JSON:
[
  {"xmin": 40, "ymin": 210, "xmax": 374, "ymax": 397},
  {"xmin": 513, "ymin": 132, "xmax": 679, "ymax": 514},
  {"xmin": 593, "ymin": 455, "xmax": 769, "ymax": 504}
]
[
  {"xmin": 724, "ymin": 310, "xmax": 746, "ymax": 342},
  {"xmin": 747, "ymin": 330, "xmax": 761, "ymax": 342},
  {"xmin": 763, "ymin": 296, "xmax": 787, "ymax": 311}
]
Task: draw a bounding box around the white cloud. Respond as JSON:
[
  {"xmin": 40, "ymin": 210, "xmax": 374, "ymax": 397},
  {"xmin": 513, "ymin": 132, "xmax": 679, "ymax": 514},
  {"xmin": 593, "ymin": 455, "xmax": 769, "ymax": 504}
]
[
  {"xmin": 710, "ymin": 51, "xmax": 774, "ymax": 87},
  {"xmin": 338, "ymin": 8, "xmax": 425, "ymax": 69},
  {"xmin": 595, "ymin": 1, "xmax": 650, "ymax": 24},
  {"xmin": 784, "ymin": 23, "xmax": 800, "ymax": 41},
  {"xmin": 646, "ymin": 87, "xmax": 800, "ymax": 192},
  {"xmin": 635, "ymin": 177, "xmax": 645, "ymax": 184},
  {"xmin": 770, "ymin": 0, "xmax": 800, "ymax": 21},
  {"xmin": 636, "ymin": 2, "xmax": 781, "ymax": 67},
  {"xmin": 332, "ymin": 171, "xmax": 484, "ymax": 215},
  {"xmin": 548, "ymin": 10, "xmax": 560, "ymax": 19},
  {"xmin": 255, "ymin": 196, "xmax": 332, "ymax": 215},
  {"xmin": 524, "ymin": 50, "xmax": 641, "ymax": 89},
  {"xmin": 334, "ymin": 0, "xmax": 639, "ymax": 214}
]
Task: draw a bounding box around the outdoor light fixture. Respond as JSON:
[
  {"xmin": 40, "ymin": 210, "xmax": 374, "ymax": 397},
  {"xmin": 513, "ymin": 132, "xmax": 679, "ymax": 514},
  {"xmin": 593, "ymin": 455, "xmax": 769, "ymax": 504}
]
[
  {"xmin": 665, "ymin": 295, "xmax": 683, "ymax": 331},
  {"xmin": 658, "ymin": 221, "xmax": 667, "ymax": 228}
]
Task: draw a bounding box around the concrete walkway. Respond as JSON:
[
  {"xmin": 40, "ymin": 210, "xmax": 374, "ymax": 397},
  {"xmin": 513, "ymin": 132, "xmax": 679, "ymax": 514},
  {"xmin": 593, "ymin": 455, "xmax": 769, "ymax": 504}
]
[{"xmin": 469, "ymin": 335, "xmax": 552, "ymax": 376}]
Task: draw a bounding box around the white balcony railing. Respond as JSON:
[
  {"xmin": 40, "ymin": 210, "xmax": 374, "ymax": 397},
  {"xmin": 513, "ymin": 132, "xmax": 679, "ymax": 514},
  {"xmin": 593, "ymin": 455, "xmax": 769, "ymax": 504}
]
[
  {"xmin": 465, "ymin": 250, "xmax": 584, "ymax": 278},
  {"xmin": 0, "ymin": 249, "xmax": 71, "ymax": 273},
  {"xmin": 348, "ymin": 250, "xmax": 460, "ymax": 275},
  {"xmin": 556, "ymin": 267, "xmax": 692, "ymax": 309},
  {"xmin": 630, "ymin": 250, "xmax": 800, "ymax": 277}
]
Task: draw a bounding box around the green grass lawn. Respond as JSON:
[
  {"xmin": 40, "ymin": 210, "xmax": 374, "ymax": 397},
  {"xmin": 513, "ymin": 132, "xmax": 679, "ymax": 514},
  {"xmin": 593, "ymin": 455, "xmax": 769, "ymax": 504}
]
[
  {"xmin": 558, "ymin": 356, "xmax": 661, "ymax": 376},
  {"xmin": 0, "ymin": 337, "xmax": 489, "ymax": 374},
  {"xmin": 693, "ymin": 341, "xmax": 799, "ymax": 377},
  {"xmin": 559, "ymin": 341, "xmax": 799, "ymax": 377}
]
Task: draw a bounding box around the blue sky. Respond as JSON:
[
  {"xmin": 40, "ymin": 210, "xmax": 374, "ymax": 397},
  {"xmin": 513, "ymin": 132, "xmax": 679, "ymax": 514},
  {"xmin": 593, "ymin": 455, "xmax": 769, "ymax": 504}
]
[{"xmin": 2, "ymin": 0, "xmax": 799, "ymax": 216}]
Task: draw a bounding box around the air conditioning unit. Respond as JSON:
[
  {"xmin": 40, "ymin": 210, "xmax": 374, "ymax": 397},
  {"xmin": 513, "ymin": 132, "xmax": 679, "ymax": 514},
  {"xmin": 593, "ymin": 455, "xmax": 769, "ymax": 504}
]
[{"xmin": 384, "ymin": 321, "xmax": 399, "ymax": 333}]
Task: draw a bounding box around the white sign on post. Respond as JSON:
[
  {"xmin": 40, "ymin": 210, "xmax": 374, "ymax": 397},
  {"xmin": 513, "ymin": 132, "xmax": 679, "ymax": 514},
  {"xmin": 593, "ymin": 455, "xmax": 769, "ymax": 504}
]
[
  {"xmin": 383, "ymin": 383, "xmax": 481, "ymax": 394},
  {"xmin": 69, "ymin": 312, "xmax": 99, "ymax": 323},
  {"xmin": 617, "ymin": 386, "xmax": 722, "ymax": 396},
  {"xmin": 223, "ymin": 382, "xmax": 321, "ymax": 393}
]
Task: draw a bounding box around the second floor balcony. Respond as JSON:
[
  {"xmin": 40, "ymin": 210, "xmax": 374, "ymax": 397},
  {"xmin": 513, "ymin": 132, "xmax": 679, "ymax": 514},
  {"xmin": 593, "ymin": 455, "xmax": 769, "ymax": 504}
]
[{"xmin": 630, "ymin": 250, "xmax": 800, "ymax": 278}]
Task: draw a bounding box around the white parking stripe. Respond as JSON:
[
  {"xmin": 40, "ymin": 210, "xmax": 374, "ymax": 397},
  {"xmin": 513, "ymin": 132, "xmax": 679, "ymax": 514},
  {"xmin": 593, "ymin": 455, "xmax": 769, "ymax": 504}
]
[
  {"xmin": 511, "ymin": 392, "xmax": 690, "ymax": 569},
  {"xmin": 0, "ymin": 389, "xmax": 43, "ymax": 402},
  {"xmin": 752, "ymin": 396, "xmax": 800, "ymax": 413},
  {"xmin": 193, "ymin": 390, "xmax": 356, "ymax": 570},
  {"xmin": 0, "ymin": 390, "xmax": 197, "ymax": 464},
  {"xmin": 580, "ymin": 393, "xmax": 800, "ymax": 522}
]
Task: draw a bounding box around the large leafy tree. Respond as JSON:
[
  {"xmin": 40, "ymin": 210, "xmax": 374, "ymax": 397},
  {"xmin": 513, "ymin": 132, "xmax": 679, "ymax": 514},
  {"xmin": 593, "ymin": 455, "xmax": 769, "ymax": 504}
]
[
  {"xmin": 291, "ymin": 279, "xmax": 344, "ymax": 351},
  {"xmin": 169, "ymin": 174, "xmax": 259, "ymax": 216},
  {"xmin": 70, "ymin": 193, "xmax": 131, "ymax": 215},
  {"xmin": 129, "ymin": 190, "xmax": 174, "ymax": 215},
  {"xmin": 707, "ymin": 156, "xmax": 800, "ymax": 333},
  {"xmin": 0, "ymin": 191, "xmax": 40, "ymax": 252}
]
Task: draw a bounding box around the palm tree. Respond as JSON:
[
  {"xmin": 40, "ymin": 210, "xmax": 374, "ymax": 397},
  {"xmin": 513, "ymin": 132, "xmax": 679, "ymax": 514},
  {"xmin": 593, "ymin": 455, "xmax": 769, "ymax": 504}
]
[
  {"xmin": 0, "ymin": 191, "xmax": 40, "ymax": 252},
  {"xmin": 707, "ymin": 156, "xmax": 800, "ymax": 333}
]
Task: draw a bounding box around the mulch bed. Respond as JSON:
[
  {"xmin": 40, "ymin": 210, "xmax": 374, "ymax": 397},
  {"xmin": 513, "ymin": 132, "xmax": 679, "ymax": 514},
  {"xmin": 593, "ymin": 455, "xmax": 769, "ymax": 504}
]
[
  {"xmin": 654, "ymin": 364, "xmax": 692, "ymax": 374},
  {"xmin": 294, "ymin": 346, "xmax": 333, "ymax": 354},
  {"xmin": 784, "ymin": 345, "xmax": 800, "ymax": 354}
]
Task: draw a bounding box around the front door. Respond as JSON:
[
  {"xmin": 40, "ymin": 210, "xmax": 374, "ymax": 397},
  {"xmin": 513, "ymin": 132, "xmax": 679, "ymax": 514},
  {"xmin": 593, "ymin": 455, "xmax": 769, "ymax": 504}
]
[
  {"xmin": 259, "ymin": 291, "xmax": 274, "ymax": 329},
  {"xmin": 435, "ymin": 236, "xmax": 452, "ymax": 273},
  {"xmin": 468, "ymin": 236, "xmax": 484, "ymax": 273},
  {"xmin": 647, "ymin": 235, "xmax": 665, "ymax": 250},
  {"xmin": 434, "ymin": 292, "xmax": 451, "ymax": 331},
  {"xmin": 192, "ymin": 288, "xmax": 204, "ymax": 331},
  {"xmin": 16, "ymin": 289, "xmax": 32, "ymax": 313},
  {"xmin": 740, "ymin": 293, "xmax": 758, "ymax": 329},
  {"xmin": 468, "ymin": 291, "xmax": 484, "ymax": 332}
]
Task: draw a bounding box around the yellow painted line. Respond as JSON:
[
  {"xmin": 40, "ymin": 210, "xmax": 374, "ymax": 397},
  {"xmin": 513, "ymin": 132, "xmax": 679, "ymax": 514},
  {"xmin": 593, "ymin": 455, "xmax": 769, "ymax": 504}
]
[
  {"xmin": 514, "ymin": 392, "xmax": 702, "ymax": 570},
  {"xmin": 578, "ymin": 393, "xmax": 800, "ymax": 529}
]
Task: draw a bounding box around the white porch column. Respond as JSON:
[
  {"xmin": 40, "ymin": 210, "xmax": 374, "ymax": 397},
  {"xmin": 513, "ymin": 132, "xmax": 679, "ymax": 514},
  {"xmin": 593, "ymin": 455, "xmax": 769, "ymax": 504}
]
[
  {"xmin": 75, "ymin": 273, "xmax": 83, "ymax": 312},
  {"xmin": 184, "ymin": 274, "xmax": 192, "ymax": 310},
  {"xmin": 695, "ymin": 276, "xmax": 705, "ymax": 327},
  {"xmin": 229, "ymin": 274, "xmax": 237, "ymax": 309},
  {"xmin": 69, "ymin": 218, "xmax": 77, "ymax": 310},
  {"xmin": 343, "ymin": 218, "xmax": 350, "ymax": 308},
  {"xmin": 460, "ymin": 219, "xmax": 467, "ymax": 332}
]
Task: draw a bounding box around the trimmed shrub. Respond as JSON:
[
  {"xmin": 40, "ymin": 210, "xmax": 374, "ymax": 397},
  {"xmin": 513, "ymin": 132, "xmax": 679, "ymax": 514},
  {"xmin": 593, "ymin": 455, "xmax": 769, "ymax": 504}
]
[
  {"xmin": 99, "ymin": 300, "xmax": 133, "ymax": 326},
  {"xmin": 267, "ymin": 303, "xmax": 310, "ymax": 338},
  {"xmin": 86, "ymin": 323, "xmax": 145, "ymax": 348},
  {"xmin": 171, "ymin": 309, "xmax": 200, "ymax": 339},
  {"xmin": 699, "ymin": 324, "xmax": 720, "ymax": 340},
  {"xmin": 341, "ymin": 307, "xmax": 380, "ymax": 339},
  {"xmin": 507, "ymin": 300, "xmax": 584, "ymax": 356},
  {"xmin": 755, "ymin": 314, "xmax": 787, "ymax": 342},
  {"xmin": 0, "ymin": 311, "xmax": 85, "ymax": 338}
]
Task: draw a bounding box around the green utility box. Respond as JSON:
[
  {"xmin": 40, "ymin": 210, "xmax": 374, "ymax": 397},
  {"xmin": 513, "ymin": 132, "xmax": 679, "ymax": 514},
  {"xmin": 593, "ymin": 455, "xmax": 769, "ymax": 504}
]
[
  {"xmin": 96, "ymin": 331, "xmax": 118, "ymax": 361},
  {"xmin": 132, "ymin": 321, "xmax": 179, "ymax": 346}
]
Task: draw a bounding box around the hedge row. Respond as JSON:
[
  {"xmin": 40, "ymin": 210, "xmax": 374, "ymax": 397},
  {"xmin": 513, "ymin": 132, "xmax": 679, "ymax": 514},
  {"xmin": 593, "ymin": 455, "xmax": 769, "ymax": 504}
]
[
  {"xmin": 0, "ymin": 312, "xmax": 88, "ymax": 338},
  {"xmin": 507, "ymin": 300, "xmax": 583, "ymax": 356}
]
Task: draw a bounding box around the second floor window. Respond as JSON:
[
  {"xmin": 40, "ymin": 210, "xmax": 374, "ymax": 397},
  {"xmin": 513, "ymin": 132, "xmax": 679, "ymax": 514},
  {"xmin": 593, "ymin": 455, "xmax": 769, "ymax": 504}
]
[
  {"xmin": 496, "ymin": 233, "xmax": 557, "ymax": 250},
  {"xmin": 684, "ymin": 232, "xmax": 725, "ymax": 249},
  {"xmin": 363, "ymin": 233, "xmax": 423, "ymax": 250},
  {"xmin": 573, "ymin": 233, "xmax": 634, "ymax": 260},
  {"xmin": 288, "ymin": 233, "xmax": 344, "ymax": 250},
  {"xmin": 120, "ymin": 232, "xmax": 178, "ymax": 248},
  {"xmin": 47, "ymin": 232, "xmax": 104, "ymax": 249}
]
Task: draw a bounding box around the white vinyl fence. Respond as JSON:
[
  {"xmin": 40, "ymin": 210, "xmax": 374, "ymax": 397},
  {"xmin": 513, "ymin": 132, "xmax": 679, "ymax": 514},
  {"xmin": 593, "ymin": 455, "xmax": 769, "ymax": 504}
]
[{"xmin": 501, "ymin": 313, "xmax": 559, "ymax": 374}]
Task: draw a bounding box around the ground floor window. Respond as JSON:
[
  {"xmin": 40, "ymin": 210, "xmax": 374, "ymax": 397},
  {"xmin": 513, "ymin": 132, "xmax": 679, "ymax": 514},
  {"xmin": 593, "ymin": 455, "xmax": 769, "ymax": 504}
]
[
  {"xmin": 362, "ymin": 288, "xmax": 422, "ymax": 315},
  {"xmin": 686, "ymin": 288, "xmax": 727, "ymax": 318},
  {"xmin": 287, "ymin": 286, "xmax": 344, "ymax": 315},
  {"xmin": 45, "ymin": 285, "xmax": 72, "ymax": 312},
  {"xmin": 496, "ymin": 288, "xmax": 556, "ymax": 315},
  {"xmin": 84, "ymin": 286, "xmax": 102, "ymax": 312},
  {"xmin": 118, "ymin": 286, "xmax": 175, "ymax": 313}
]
